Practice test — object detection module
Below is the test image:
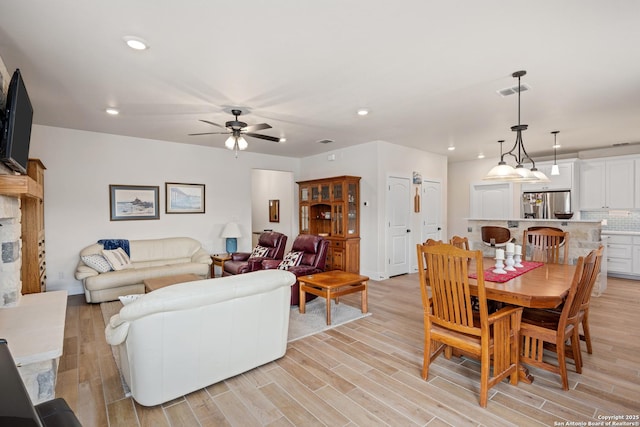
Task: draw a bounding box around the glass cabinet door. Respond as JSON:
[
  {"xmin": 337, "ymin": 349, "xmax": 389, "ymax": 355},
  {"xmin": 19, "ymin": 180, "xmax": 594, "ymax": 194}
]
[
  {"xmin": 320, "ymin": 183, "xmax": 331, "ymax": 201},
  {"xmin": 332, "ymin": 182, "xmax": 343, "ymax": 201},
  {"xmin": 311, "ymin": 185, "xmax": 320, "ymax": 202},
  {"xmin": 300, "ymin": 205, "xmax": 309, "ymax": 233},
  {"xmin": 332, "ymin": 203, "xmax": 344, "ymax": 236},
  {"xmin": 300, "ymin": 185, "xmax": 310, "ymax": 202},
  {"xmin": 347, "ymin": 182, "xmax": 358, "ymax": 235}
]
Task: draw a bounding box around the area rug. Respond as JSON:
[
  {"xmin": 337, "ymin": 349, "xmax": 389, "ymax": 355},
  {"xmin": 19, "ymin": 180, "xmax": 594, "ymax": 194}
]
[
  {"xmin": 288, "ymin": 298, "xmax": 371, "ymax": 342},
  {"xmin": 100, "ymin": 301, "xmax": 131, "ymax": 396}
]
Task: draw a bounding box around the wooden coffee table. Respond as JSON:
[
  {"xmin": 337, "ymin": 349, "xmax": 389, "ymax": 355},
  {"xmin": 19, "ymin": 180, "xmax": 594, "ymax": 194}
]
[
  {"xmin": 143, "ymin": 273, "xmax": 201, "ymax": 292},
  {"xmin": 299, "ymin": 270, "xmax": 369, "ymax": 325}
]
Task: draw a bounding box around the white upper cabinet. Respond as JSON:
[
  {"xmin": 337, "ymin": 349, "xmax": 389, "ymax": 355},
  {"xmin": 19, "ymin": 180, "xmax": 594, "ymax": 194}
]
[
  {"xmin": 521, "ymin": 160, "xmax": 574, "ymax": 192},
  {"xmin": 579, "ymin": 157, "xmax": 635, "ymax": 209}
]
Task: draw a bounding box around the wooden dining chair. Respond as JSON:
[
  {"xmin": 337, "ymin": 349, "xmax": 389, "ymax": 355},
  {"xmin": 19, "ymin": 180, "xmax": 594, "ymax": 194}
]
[
  {"xmin": 522, "ymin": 228, "xmax": 569, "ymax": 264},
  {"xmin": 416, "ymin": 243, "xmax": 523, "ymax": 407},
  {"xmin": 546, "ymin": 245, "xmax": 604, "ymax": 355},
  {"xmin": 519, "ymin": 247, "xmax": 602, "ymax": 390},
  {"xmin": 424, "ymin": 238, "xmax": 443, "ymax": 246},
  {"xmin": 449, "ymin": 235, "xmax": 470, "ymax": 250}
]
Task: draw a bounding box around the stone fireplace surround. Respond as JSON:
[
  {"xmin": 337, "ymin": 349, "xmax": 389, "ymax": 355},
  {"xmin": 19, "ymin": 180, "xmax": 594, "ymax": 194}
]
[{"xmin": 0, "ymin": 168, "xmax": 66, "ymax": 404}]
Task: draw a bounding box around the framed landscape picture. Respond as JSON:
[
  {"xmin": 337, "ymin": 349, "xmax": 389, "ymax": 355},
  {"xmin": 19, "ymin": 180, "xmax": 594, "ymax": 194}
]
[
  {"xmin": 165, "ymin": 182, "xmax": 205, "ymax": 214},
  {"xmin": 109, "ymin": 185, "xmax": 160, "ymax": 221}
]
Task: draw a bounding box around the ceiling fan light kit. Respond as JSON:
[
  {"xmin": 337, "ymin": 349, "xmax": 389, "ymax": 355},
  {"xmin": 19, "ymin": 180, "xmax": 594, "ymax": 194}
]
[{"xmin": 484, "ymin": 70, "xmax": 550, "ymax": 183}]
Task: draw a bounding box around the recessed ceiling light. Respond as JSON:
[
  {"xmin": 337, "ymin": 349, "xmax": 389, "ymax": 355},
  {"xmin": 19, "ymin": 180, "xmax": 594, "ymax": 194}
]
[
  {"xmin": 105, "ymin": 108, "xmax": 119, "ymax": 115},
  {"xmin": 447, "ymin": 146, "xmax": 456, "ymax": 151},
  {"xmin": 357, "ymin": 109, "xmax": 369, "ymax": 116},
  {"xmin": 123, "ymin": 36, "xmax": 149, "ymax": 50},
  {"xmin": 279, "ymin": 137, "xmax": 287, "ymax": 143},
  {"xmin": 478, "ymin": 153, "xmax": 485, "ymax": 159}
]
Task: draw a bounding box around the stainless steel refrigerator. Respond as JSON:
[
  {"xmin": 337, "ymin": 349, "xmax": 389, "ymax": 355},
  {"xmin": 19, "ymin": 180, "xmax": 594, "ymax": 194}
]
[{"xmin": 522, "ymin": 191, "xmax": 571, "ymax": 219}]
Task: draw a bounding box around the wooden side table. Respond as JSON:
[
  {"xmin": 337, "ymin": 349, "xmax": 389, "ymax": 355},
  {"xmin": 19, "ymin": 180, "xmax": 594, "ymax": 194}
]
[
  {"xmin": 299, "ymin": 270, "xmax": 369, "ymax": 325},
  {"xmin": 210, "ymin": 253, "xmax": 232, "ymax": 278}
]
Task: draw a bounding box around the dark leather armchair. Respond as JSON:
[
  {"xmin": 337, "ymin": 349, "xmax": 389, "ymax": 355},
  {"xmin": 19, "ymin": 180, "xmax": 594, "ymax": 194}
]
[
  {"xmin": 222, "ymin": 231, "xmax": 288, "ymax": 276},
  {"xmin": 260, "ymin": 234, "xmax": 329, "ymax": 305}
]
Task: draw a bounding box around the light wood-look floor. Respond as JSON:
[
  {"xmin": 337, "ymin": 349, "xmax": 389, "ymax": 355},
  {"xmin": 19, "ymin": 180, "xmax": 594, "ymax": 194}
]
[{"xmin": 56, "ymin": 275, "xmax": 640, "ymax": 426}]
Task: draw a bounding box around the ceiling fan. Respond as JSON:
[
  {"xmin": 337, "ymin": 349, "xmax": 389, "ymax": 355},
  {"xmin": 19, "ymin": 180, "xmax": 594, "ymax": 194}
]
[{"xmin": 189, "ymin": 109, "xmax": 281, "ymax": 155}]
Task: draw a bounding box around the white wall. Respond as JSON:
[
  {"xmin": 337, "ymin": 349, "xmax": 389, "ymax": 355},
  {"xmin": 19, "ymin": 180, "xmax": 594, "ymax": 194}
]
[
  {"xmin": 300, "ymin": 141, "xmax": 447, "ymax": 280},
  {"xmin": 251, "ymin": 169, "xmax": 295, "ymax": 252},
  {"xmin": 28, "ymin": 125, "xmax": 448, "ymax": 295},
  {"xmin": 29, "ymin": 125, "xmax": 299, "ymax": 295}
]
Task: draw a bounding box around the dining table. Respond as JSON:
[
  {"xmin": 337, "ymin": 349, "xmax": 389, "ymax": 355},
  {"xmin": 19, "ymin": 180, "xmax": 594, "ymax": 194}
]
[
  {"xmin": 467, "ymin": 257, "xmax": 576, "ymax": 309},
  {"xmin": 466, "ymin": 257, "xmax": 578, "ymax": 383}
]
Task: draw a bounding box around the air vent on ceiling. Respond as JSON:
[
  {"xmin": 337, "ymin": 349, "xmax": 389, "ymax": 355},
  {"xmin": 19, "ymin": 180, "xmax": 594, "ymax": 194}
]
[
  {"xmin": 497, "ymin": 83, "xmax": 531, "ymax": 97},
  {"xmin": 317, "ymin": 139, "xmax": 334, "ymax": 144}
]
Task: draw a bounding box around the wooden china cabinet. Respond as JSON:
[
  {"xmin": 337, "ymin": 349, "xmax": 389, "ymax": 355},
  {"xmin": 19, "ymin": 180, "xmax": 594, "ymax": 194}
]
[{"xmin": 297, "ymin": 175, "xmax": 360, "ymax": 273}]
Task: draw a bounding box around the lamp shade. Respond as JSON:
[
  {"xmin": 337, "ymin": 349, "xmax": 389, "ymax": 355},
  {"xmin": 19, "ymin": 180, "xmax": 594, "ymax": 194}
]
[
  {"xmin": 484, "ymin": 163, "xmax": 520, "ymax": 180},
  {"xmin": 551, "ymin": 164, "xmax": 560, "ymax": 175},
  {"xmin": 221, "ymin": 222, "xmax": 242, "ymax": 238}
]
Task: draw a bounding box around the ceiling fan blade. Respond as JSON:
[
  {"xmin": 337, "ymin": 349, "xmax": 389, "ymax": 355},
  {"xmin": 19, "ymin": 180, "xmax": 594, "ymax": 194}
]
[
  {"xmin": 246, "ymin": 132, "xmax": 281, "ymax": 142},
  {"xmin": 245, "ymin": 123, "xmax": 272, "ymax": 132},
  {"xmin": 188, "ymin": 131, "xmax": 230, "ymax": 136},
  {"xmin": 199, "ymin": 119, "xmax": 226, "ymax": 129}
]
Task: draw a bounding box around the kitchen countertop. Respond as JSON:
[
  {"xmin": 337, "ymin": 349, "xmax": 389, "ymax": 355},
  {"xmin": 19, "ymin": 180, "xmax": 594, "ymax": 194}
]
[
  {"xmin": 601, "ymin": 230, "xmax": 640, "ymax": 236},
  {"xmin": 467, "ymin": 218, "xmax": 601, "ymax": 223}
]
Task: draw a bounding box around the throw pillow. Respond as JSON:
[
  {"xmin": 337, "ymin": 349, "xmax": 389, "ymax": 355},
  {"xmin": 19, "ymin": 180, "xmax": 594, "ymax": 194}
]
[
  {"xmin": 102, "ymin": 247, "xmax": 132, "ymax": 271},
  {"xmin": 81, "ymin": 254, "xmax": 112, "ymax": 273},
  {"xmin": 249, "ymin": 245, "xmax": 270, "ymax": 259},
  {"xmin": 277, "ymin": 251, "xmax": 303, "ymax": 270}
]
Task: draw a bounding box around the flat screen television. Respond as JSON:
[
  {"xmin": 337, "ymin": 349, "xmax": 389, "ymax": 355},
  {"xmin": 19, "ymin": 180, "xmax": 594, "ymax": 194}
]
[{"xmin": 0, "ymin": 69, "xmax": 33, "ymax": 174}]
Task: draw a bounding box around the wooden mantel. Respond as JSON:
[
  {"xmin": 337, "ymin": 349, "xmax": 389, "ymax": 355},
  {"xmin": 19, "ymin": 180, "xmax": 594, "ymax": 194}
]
[{"xmin": 0, "ymin": 173, "xmax": 43, "ymax": 200}]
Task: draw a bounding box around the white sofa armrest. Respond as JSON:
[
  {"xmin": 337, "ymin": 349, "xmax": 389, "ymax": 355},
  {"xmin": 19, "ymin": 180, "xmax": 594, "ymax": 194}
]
[
  {"xmin": 191, "ymin": 247, "xmax": 212, "ymax": 265},
  {"xmin": 75, "ymin": 262, "xmax": 99, "ymax": 280}
]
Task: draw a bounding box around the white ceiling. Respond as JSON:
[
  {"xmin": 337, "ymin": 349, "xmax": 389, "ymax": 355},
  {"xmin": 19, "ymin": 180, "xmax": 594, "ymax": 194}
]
[{"xmin": 1, "ymin": 1, "xmax": 640, "ymax": 162}]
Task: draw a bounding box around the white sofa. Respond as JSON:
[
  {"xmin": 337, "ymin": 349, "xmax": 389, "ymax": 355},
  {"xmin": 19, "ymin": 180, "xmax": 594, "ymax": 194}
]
[
  {"xmin": 104, "ymin": 269, "xmax": 295, "ymax": 406},
  {"xmin": 75, "ymin": 237, "xmax": 211, "ymax": 303}
]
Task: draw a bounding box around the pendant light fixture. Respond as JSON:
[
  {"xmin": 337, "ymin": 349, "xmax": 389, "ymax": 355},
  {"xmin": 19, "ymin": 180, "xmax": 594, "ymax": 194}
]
[
  {"xmin": 551, "ymin": 131, "xmax": 560, "ymax": 176},
  {"xmin": 484, "ymin": 71, "xmax": 549, "ymax": 183}
]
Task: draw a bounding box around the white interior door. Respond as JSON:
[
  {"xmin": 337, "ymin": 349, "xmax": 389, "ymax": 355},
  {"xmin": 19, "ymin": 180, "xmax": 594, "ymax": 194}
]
[
  {"xmin": 387, "ymin": 176, "xmax": 411, "ymax": 277},
  {"xmin": 421, "ymin": 180, "xmax": 442, "ymax": 243}
]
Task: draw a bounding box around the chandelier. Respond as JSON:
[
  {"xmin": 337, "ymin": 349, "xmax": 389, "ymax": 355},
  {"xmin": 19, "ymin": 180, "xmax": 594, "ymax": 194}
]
[{"xmin": 484, "ymin": 71, "xmax": 549, "ymax": 183}]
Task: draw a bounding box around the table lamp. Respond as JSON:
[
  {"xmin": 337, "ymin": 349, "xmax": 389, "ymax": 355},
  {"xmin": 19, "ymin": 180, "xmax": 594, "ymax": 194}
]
[{"xmin": 221, "ymin": 222, "xmax": 241, "ymax": 254}]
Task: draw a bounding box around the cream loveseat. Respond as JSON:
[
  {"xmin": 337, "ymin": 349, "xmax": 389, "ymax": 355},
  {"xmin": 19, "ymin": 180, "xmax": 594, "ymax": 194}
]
[
  {"xmin": 75, "ymin": 237, "xmax": 211, "ymax": 303},
  {"xmin": 104, "ymin": 269, "xmax": 295, "ymax": 406}
]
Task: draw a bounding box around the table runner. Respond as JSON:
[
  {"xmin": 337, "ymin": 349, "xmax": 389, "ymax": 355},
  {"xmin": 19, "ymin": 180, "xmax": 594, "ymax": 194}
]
[{"xmin": 469, "ymin": 261, "xmax": 544, "ymax": 283}]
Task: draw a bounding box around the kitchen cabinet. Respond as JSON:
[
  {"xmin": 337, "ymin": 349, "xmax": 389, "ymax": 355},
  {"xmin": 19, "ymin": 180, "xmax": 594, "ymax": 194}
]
[
  {"xmin": 298, "ymin": 176, "xmax": 360, "ymax": 273},
  {"xmin": 605, "ymin": 233, "xmax": 640, "ymax": 278},
  {"xmin": 521, "ymin": 160, "xmax": 574, "ymax": 192},
  {"xmin": 579, "ymin": 158, "xmax": 635, "ymax": 209}
]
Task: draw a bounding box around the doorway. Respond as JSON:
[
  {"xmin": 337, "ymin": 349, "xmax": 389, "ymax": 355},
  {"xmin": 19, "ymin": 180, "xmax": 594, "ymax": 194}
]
[
  {"xmin": 386, "ymin": 176, "xmax": 411, "ymax": 277},
  {"xmin": 421, "ymin": 179, "xmax": 442, "ymax": 243}
]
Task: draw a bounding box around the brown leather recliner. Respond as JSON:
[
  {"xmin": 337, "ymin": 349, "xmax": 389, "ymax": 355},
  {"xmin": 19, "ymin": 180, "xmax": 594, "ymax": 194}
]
[
  {"xmin": 259, "ymin": 234, "xmax": 329, "ymax": 305},
  {"xmin": 222, "ymin": 231, "xmax": 287, "ymax": 276}
]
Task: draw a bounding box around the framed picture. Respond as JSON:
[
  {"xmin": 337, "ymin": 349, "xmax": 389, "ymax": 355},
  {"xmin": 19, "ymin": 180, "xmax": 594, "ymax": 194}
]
[
  {"xmin": 269, "ymin": 199, "xmax": 280, "ymax": 222},
  {"xmin": 165, "ymin": 182, "xmax": 205, "ymax": 214},
  {"xmin": 109, "ymin": 185, "xmax": 160, "ymax": 221}
]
